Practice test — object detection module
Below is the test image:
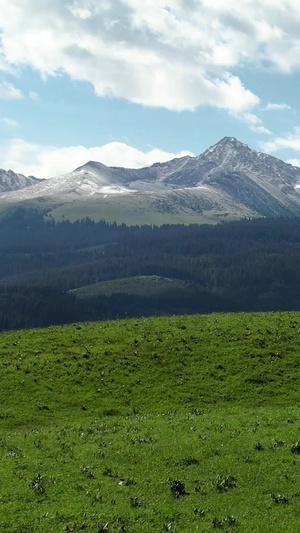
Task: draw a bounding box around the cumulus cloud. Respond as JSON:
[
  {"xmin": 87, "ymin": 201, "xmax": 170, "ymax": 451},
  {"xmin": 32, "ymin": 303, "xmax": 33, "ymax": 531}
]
[
  {"xmin": 2, "ymin": 138, "xmax": 194, "ymax": 179},
  {"xmin": 2, "ymin": 0, "xmax": 300, "ymax": 132},
  {"xmin": 0, "ymin": 80, "xmax": 23, "ymax": 99},
  {"xmin": 0, "ymin": 0, "xmax": 263, "ymax": 113}
]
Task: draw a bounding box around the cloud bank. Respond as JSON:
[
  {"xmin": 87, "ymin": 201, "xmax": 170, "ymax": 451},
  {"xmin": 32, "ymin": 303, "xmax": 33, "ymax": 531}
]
[{"xmin": 2, "ymin": 138, "xmax": 194, "ymax": 179}]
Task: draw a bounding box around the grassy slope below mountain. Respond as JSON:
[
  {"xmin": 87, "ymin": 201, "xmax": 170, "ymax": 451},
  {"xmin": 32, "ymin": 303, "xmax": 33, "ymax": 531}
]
[
  {"xmin": 0, "ymin": 197, "xmax": 66, "ymax": 223},
  {"xmin": 44, "ymin": 186, "xmax": 258, "ymax": 225},
  {"xmin": 2, "ymin": 312, "xmax": 300, "ymax": 532},
  {"xmin": 0, "ymin": 190, "xmax": 256, "ymax": 226},
  {"xmin": 72, "ymin": 275, "xmax": 191, "ymax": 298}
]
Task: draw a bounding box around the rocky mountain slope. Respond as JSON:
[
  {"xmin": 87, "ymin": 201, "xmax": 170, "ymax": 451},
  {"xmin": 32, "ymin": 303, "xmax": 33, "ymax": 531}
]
[
  {"xmin": 0, "ymin": 169, "xmax": 41, "ymax": 193},
  {"xmin": 2, "ymin": 137, "xmax": 300, "ymax": 219}
]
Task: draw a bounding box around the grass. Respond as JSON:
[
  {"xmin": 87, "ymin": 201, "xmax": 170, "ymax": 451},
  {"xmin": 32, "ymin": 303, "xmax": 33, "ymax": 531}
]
[
  {"xmin": 2, "ymin": 311, "xmax": 300, "ymax": 531},
  {"xmin": 49, "ymin": 201, "xmax": 222, "ymax": 225},
  {"xmin": 47, "ymin": 188, "xmax": 255, "ymax": 225},
  {"xmin": 0, "ymin": 197, "xmax": 61, "ymax": 219},
  {"xmin": 71, "ymin": 276, "xmax": 192, "ymax": 299}
]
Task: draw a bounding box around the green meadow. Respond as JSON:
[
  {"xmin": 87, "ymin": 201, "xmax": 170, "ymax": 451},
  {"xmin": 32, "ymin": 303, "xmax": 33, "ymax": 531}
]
[
  {"xmin": 71, "ymin": 276, "xmax": 191, "ymax": 299},
  {"xmin": 48, "ymin": 200, "xmax": 222, "ymax": 226},
  {"xmin": 2, "ymin": 311, "xmax": 300, "ymax": 531}
]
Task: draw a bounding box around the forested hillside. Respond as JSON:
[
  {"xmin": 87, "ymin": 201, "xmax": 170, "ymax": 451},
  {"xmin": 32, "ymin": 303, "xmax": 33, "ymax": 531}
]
[{"xmin": 1, "ymin": 207, "xmax": 300, "ymax": 330}]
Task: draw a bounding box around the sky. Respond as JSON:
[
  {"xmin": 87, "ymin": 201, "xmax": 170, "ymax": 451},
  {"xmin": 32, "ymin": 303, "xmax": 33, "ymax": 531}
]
[{"xmin": 1, "ymin": 1, "xmax": 300, "ymax": 179}]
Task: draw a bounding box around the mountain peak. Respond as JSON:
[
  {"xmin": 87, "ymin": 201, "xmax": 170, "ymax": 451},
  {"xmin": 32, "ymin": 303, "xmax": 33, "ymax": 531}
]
[
  {"xmin": 219, "ymin": 136, "xmax": 243, "ymax": 143},
  {"xmin": 211, "ymin": 137, "xmax": 249, "ymax": 150},
  {"xmin": 199, "ymin": 137, "xmax": 250, "ymax": 164},
  {"xmin": 75, "ymin": 160, "xmax": 109, "ymax": 172},
  {"xmin": 219, "ymin": 136, "xmax": 239, "ymax": 143}
]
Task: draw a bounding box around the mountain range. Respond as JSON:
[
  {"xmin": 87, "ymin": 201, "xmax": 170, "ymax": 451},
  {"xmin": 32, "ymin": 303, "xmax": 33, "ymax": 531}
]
[{"xmin": 2, "ymin": 137, "xmax": 300, "ymax": 222}]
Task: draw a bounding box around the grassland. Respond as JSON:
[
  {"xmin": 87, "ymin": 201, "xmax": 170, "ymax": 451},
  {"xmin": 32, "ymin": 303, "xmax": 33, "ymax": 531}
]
[
  {"xmin": 49, "ymin": 200, "xmax": 223, "ymax": 226},
  {"xmin": 72, "ymin": 276, "xmax": 192, "ymax": 299},
  {"xmin": 0, "ymin": 195, "xmax": 247, "ymax": 226},
  {"xmin": 47, "ymin": 187, "xmax": 255, "ymax": 226},
  {"xmin": 2, "ymin": 311, "xmax": 300, "ymax": 531}
]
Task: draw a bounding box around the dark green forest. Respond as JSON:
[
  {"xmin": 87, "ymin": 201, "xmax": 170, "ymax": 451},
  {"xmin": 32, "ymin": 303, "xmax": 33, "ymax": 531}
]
[{"xmin": 1, "ymin": 207, "xmax": 300, "ymax": 331}]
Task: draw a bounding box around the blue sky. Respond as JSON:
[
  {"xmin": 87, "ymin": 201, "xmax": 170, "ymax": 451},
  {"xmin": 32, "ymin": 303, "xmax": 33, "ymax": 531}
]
[{"xmin": 1, "ymin": 0, "xmax": 300, "ymax": 178}]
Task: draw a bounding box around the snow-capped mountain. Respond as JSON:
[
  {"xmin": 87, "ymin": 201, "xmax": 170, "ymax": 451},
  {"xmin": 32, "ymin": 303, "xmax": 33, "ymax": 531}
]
[
  {"xmin": 2, "ymin": 137, "xmax": 300, "ymax": 218},
  {"xmin": 0, "ymin": 169, "xmax": 41, "ymax": 192}
]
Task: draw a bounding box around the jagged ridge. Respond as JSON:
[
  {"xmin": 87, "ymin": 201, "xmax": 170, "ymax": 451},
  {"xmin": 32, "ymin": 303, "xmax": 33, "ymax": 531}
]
[
  {"xmin": 2, "ymin": 137, "xmax": 300, "ymax": 218},
  {"xmin": 0, "ymin": 169, "xmax": 42, "ymax": 193}
]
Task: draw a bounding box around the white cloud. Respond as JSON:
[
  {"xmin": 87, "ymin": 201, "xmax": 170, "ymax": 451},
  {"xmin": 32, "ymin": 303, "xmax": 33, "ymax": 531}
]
[
  {"xmin": 233, "ymin": 111, "xmax": 272, "ymax": 135},
  {"xmin": 261, "ymin": 127, "xmax": 300, "ymax": 153},
  {"xmin": 2, "ymin": 117, "xmax": 19, "ymax": 127},
  {"xmin": 242, "ymin": 113, "xmax": 262, "ymax": 125},
  {"xmin": 1, "ymin": 138, "xmax": 194, "ymax": 179},
  {"xmin": 264, "ymin": 103, "xmax": 291, "ymax": 111},
  {"xmin": 0, "ymin": 0, "xmax": 262, "ymax": 113},
  {"xmin": 0, "ymin": 80, "xmax": 23, "ymax": 99},
  {"xmin": 1, "ymin": 0, "xmax": 300, "ymax": 124},
  {"xmin": 250, "ymin": 125, "xmax": 272, "ymax": 135},
  {"xmin": 286, "ymin": 158, "xmax": 300, "ymax": 167}
]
